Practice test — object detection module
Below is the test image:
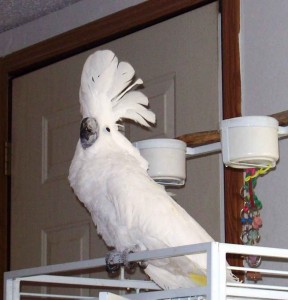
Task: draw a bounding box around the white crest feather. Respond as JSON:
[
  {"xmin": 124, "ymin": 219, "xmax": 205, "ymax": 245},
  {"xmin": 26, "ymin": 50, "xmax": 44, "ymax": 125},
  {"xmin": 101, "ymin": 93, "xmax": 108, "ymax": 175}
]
[
  {"xmin": 112, "ymin": 91, "xmax": 156, "ymax": 126},
  {"xmin": 79, "ymin": 49, "xmax": 155, "ymax": 127}
]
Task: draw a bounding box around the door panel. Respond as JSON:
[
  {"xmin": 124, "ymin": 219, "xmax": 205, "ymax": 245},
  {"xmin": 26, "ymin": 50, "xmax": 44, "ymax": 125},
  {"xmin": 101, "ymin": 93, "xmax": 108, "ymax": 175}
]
[
  {"xmin": 11, "ymin": 2, "xmax": 220, "ymax": 292},
  {"xmin": 42, "ymin": 106, "xmax": 80, "ymax": 183}
]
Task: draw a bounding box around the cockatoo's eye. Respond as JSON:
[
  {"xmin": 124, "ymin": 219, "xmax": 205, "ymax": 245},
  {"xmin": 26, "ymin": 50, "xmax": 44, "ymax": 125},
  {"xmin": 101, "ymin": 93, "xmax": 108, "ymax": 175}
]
[{"xmin": 80, "ymin": 117, "xmax": 98, "ymax": 149}]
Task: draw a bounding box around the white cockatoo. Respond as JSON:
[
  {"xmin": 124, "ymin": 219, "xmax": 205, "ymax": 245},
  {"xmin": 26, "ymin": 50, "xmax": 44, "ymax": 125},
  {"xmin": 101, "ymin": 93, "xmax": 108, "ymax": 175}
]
[{"xmin": 68, "ymin": 50, "xmax": 238, "ymax": 289}]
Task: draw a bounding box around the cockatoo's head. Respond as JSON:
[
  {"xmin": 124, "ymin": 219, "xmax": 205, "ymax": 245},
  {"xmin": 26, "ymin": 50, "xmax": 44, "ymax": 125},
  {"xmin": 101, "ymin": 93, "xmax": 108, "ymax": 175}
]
[{"xmin": 79, "ymin": 50, "xmax": 156, "ymax": 149}]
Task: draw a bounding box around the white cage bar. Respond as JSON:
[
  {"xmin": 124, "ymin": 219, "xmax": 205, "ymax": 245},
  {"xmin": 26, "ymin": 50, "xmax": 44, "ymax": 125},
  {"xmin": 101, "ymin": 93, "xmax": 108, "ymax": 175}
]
[{"xmin": 4, "ymin": 242, "xmax": 288, "ymax": 300}]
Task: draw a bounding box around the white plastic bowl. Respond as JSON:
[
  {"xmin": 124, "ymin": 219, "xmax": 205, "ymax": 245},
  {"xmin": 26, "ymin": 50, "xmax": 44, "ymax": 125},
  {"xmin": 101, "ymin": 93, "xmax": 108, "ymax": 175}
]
[
  {"xmin": 133, "ymin": 138, "xmax": 187, "ymax": 186},
  {"xmin": 220, "ymin": 116, "xmax": 279, "ymax": 168}
]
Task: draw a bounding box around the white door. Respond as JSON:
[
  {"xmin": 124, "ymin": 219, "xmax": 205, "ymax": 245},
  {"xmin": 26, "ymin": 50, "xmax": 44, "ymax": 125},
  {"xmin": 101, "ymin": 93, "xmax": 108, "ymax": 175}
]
[{"xmin": 11, "ymin": 1, "xmax": 220, "ymax": 295}]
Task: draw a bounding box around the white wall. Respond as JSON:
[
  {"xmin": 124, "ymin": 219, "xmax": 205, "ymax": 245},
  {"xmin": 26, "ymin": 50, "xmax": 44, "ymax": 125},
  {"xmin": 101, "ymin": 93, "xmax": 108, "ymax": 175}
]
[
  {"xmin": 0, "ymin": 0, "xmax": 145, "ymax": 57},
  {"xmin": 240, "ymin": 0, "xmax": 288, "ymax": 258}
]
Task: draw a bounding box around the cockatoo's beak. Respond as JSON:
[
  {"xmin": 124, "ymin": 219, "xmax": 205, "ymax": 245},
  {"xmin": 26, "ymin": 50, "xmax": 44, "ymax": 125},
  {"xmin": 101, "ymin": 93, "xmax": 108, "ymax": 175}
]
[{"xmin": 80, "ymin": 117, "xmax": 98, "ymax": 149}]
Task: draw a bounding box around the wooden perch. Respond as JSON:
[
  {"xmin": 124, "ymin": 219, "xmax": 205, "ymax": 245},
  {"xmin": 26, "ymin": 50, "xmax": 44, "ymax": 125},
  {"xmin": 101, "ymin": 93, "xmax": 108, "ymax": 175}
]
[
  {"xmin": 270, "ymin": 110, "xmax": 288, "ymax": 126},
  {"xmin": 177, "ymin": 110, "xmax": 288, "ymax": 148},
  {"xmin": 176, "ymin": 130, "xmax": 220, "ymax": 147}
]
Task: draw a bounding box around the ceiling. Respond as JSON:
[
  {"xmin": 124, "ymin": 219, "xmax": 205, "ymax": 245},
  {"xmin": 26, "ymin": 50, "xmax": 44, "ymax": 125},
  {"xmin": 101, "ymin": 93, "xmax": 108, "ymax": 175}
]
[{"xmin": 0, "ymin": 0, "xmax": 82, "ymax": 34}]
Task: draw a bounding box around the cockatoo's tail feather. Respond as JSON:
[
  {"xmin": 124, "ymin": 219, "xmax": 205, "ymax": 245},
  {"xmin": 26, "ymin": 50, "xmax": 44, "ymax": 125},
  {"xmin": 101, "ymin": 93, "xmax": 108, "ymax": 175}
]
[{"xmin": 189, "ymin": 273, "xmax": 207, "ymax": 286}]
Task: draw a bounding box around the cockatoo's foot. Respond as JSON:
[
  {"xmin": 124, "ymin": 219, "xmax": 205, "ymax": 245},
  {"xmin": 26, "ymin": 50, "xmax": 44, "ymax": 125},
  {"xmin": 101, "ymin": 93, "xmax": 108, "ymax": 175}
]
[
  {"xmin": 123, "ymin": 246, "xmax": 148, "ymax": 270},
  {"xmin": 105, "ymin": 246, "xmax": 142, "ymax": 274},
  {"xmin": 122, "ymin": 248, "xmax": 137, "ymax": 272},
  {"xmin": 105, "ymin": 250, "xmax": 122, "ymax": 274},
  {"xmin": 139, "ymin": 260, "xmax": 148, "ymax": 269}
]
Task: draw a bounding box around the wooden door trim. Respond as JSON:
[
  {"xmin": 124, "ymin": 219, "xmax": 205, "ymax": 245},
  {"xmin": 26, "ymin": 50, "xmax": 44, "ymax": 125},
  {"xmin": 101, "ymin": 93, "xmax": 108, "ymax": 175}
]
[
  {"xmin": 1, "ymin": 0, "xmax": 216, "ymax": 76},
  {"xmin": 0, "ymin": 0, "xmax": 241, "ymax": 294},
  {"xmin": 221, "ymin": 0, "xmax": 243, "ymax": 247}
]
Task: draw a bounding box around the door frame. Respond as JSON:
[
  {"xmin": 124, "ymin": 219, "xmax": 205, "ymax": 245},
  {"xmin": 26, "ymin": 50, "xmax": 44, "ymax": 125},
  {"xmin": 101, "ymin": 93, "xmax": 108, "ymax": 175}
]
[{"xmin": 0, "ymin": 0, "xmax": 242, "ymax": 294}]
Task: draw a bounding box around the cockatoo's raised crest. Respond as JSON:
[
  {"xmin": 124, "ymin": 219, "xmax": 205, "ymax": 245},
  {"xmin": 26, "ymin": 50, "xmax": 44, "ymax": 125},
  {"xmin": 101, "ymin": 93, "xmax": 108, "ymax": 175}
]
[
  {"xmin": 80, "ymin": 50, "xmax": 155, "ymax": 132},
  {"xmin": 69, "ymin": 50, "xmax": 239, "ymax": 290}
]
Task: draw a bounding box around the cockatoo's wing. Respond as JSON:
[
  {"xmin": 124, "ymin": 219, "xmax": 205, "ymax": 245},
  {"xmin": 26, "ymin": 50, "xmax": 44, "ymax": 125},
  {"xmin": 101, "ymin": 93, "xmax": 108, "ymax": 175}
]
[
  {"xmin": 114, "ymin": 159, "xmax": 238, "ymax": 288},
  {"xmin": 79, "ymin": 50, "xmax": 155, "ymax": 128},
  {"xmin": 73, "ymin": 149, "xmax": 237, "ymax": 289}
]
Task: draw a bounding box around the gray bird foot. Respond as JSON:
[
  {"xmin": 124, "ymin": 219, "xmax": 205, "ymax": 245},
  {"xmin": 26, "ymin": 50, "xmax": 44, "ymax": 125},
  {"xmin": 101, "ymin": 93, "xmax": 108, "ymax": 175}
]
[
  {"xmin": 123, "ymin": 246, "xmax": 149, "ymax": 271},
  {"xmin": 105, "ymin": 246, "xmax": 144, "ymax": 274},
  {"xmin": 122, "ymin": 248, "xmax": 137, "ymax": 272},
  {"xmin": 139, "ymin": 260, "xmax": 148, "ymax": 269},
  {"xmin": 105, "ymin": 250, "xmax": 122, "ymax": 274}
]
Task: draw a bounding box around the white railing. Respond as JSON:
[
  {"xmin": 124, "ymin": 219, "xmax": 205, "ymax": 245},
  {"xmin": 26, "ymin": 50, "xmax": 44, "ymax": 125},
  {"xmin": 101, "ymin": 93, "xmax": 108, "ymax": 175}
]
[{"xmin": 4, "ymin": 242, "xmax": 288, "ymax": 300}]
